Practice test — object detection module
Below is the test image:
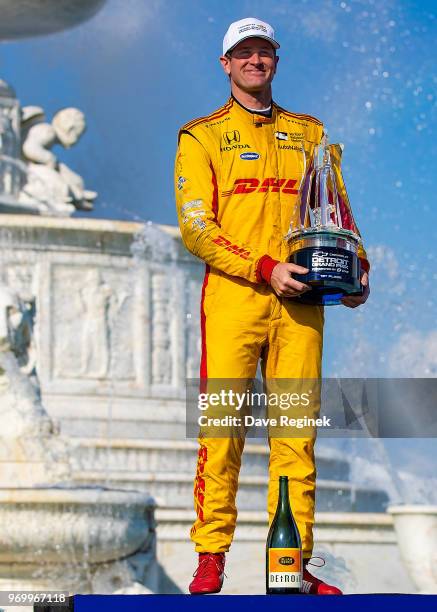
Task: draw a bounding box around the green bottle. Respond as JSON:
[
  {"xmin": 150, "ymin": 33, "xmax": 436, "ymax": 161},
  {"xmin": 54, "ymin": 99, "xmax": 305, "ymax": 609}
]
[{"xmin": 266, "ymin": 475, "xmax": 302, "ymax": 594}]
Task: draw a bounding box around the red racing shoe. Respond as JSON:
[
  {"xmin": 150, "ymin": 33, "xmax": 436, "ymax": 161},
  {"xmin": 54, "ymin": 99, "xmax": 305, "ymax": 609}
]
[
  {"xmin": 189, "ymin": 553, "xmax": 226, "ymax": 595},
  {"xmin": 301, "ymin": 559, "xmax": 343, "ymax": 595}
]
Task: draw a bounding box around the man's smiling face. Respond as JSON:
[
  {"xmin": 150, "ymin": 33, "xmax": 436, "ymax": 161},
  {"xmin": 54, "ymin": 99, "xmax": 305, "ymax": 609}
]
[{"xmin": 220, "ymin": 37, "xmax": 279, "ymax": 94}]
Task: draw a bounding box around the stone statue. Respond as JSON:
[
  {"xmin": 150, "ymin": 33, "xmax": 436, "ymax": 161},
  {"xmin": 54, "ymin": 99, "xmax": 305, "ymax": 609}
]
[
  {"xmin": 18, "ymin": 106, "xmax": 97, "ymax": 216},
  {"xmin": 0, "ymin": 284, "xmax": 52, "ymax": 437},
  {"xmin": 79, "ymin": 269, "xmax": 112, "ymax": 378},
  {"xmin": 0, "ymin": 282, "xmax": 72, "ymax": 486}
]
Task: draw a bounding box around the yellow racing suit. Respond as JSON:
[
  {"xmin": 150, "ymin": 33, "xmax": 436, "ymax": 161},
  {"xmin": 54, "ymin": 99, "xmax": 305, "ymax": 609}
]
[{"xmin": 175, "ymin": 96, "xmax": 369, "ymax": 558}]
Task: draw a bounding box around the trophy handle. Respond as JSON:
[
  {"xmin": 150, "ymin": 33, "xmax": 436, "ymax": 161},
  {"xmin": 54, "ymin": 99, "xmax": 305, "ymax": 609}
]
[{"xmin": 284, "ymin": 142, "xmax": 308, "ymax": 241}]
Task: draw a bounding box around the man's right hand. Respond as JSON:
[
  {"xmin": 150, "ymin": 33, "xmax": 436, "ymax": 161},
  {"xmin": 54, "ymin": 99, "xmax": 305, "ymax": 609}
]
[{"xmin": 270, "ymin": 262, "xmax": 311, "ymax": 297}]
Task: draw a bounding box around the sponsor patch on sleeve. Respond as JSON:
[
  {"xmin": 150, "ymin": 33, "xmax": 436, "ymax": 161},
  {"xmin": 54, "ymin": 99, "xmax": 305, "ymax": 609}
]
[
  {"xmin": 177, "ymin": 176, "xmax": 187, "ymax": 191},
  {"xmin": 181, "ymin": 199, "xmax": 203, "ymax": 213}
]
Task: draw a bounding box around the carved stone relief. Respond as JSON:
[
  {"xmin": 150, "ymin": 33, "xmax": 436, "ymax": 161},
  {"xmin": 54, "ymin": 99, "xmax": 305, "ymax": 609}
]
[
  {"xmin": 151, "ymin": 273, "xmax": 172, "ymax": 385},
  {"xmin": 52, "ymin": 265, "xmax": 135, "ymax": 381}
]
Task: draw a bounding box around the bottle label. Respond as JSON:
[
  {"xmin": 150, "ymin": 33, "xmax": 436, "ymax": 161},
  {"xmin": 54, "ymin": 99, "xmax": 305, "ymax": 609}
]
[{"xmin": 268, "ymin": 548, "xmax": 302, "ymax": 588}]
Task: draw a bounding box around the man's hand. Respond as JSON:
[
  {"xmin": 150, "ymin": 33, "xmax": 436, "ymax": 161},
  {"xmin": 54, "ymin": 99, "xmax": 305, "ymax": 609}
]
[
  {"xmin": 341, "ymin": 272, "xmax": 370, "ymax": 308},
  {"xmin": 270, "ymin": 262, "xmax": 311, "ymax": 297}
]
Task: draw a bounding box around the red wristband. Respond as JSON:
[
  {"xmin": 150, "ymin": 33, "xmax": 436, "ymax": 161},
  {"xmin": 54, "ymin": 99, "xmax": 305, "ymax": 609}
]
[{"xmin": 256, "ymin": 255, "xmax": 280, "ymax": 284}]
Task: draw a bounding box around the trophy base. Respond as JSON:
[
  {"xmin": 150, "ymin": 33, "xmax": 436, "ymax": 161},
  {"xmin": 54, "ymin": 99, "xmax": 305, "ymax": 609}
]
[
  {"xmin": 287, "ymin": 231, "xmax": 362, "ymax": 306},
  {"xmin": 291, "ymin": 281, "xmax": 363, "ymax": 306}
]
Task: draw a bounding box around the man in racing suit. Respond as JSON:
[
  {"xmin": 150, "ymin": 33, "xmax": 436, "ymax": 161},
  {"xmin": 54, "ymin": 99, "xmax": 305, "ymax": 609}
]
[{"xmin": 174, "ymin": 17, "xmax": 370, "ymax": 595}]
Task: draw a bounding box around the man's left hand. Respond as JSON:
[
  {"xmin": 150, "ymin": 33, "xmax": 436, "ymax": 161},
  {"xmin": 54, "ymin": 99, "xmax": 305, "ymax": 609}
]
[{"xmin": 341, "ymin": 272, "xmax": 370, "ymax": 308}]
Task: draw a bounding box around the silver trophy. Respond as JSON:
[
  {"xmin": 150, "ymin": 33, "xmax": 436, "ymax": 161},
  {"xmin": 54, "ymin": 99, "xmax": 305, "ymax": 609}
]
[{"xmin": 286, "ymin": 135, "xmax": 366, "ymax": 305}]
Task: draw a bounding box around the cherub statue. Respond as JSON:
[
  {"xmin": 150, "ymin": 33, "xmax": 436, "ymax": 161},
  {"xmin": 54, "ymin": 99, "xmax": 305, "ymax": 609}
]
[{"xmin": 18, "ymin": 106, "xmax": 97, "ymax": 216}]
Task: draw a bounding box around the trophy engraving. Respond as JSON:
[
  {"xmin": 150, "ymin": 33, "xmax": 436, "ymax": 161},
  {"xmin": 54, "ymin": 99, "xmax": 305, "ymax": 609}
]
[{"xmin": 286, "ymin": 135, "xmax": 367, "ymax": 305}]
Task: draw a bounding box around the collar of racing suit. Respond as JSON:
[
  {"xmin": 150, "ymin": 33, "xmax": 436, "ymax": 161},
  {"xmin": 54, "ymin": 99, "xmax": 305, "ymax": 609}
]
[{"xmin": 230, "ymin": 95, "xmax": 276, "ymax": 125}]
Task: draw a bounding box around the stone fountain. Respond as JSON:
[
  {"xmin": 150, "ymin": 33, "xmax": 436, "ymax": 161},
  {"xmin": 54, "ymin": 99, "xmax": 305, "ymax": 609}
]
[
  {"xmin": 0, "ymin": 0, "xmax": 433, "ymax": 598},
  {"xmin": 387, "ymin": 505, "xmax": 437, "ymax": 594},
  {"xmin": 0, "ymin": 282, "xmax": 157, "ymax": 595},
  {"xmin": 0, "ymin": 0, "xmax": 106, "ymax": 40},
  {"xmin": 0, "ymin": 0, "xmax": 158, "ymax": 600}
]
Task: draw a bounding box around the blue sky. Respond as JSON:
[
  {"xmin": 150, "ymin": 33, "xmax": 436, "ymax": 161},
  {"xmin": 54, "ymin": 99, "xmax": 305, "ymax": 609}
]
[{"xmin": 1, "ymin": 0, "xmax": 436, "ymax": 483}]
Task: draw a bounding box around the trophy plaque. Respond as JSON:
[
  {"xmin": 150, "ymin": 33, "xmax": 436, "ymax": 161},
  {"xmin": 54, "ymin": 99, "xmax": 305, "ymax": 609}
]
[{"xmin": 287, "ymin": 136, "xmax": 366, "ymax": 305}]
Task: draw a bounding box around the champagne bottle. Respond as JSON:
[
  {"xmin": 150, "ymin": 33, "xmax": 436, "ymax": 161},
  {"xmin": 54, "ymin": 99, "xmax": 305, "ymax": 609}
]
[{"xmin": 266, "ymin": 475, "xmax": 302, "ymax": 594}]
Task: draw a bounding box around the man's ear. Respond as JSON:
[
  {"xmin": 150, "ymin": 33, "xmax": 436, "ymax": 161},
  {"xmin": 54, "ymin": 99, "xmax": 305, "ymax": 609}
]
[
  {"xmin": 274, "ymin": 54, "xmax": 279, "ymax": 74},
  {"xmin": 219, "ymin": 55, "xmax": 231, "ymax": 76}
]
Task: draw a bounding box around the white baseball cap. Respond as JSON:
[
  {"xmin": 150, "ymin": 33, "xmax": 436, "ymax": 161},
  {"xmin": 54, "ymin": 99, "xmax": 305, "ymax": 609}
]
[{"xmin": 222, "ymin": 17, "xmax": 280, "ymax": 56}]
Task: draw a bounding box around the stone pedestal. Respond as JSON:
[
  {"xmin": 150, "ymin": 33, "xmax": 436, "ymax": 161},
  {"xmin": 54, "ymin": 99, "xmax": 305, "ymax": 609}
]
[
  {"xmin": 0, "ymin": 216, "xmax": 160, "ymax": 594},
  {"xmin": 388, "ymin": 506, "xmax": 437, "ymax": 593},
  {"xmin": 0, "ymin": 215, "xmax": 407, "ymax": 593},
  {"xmin": 0, "ymin": 216, "xmax": 200, "ymax": 411}
]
